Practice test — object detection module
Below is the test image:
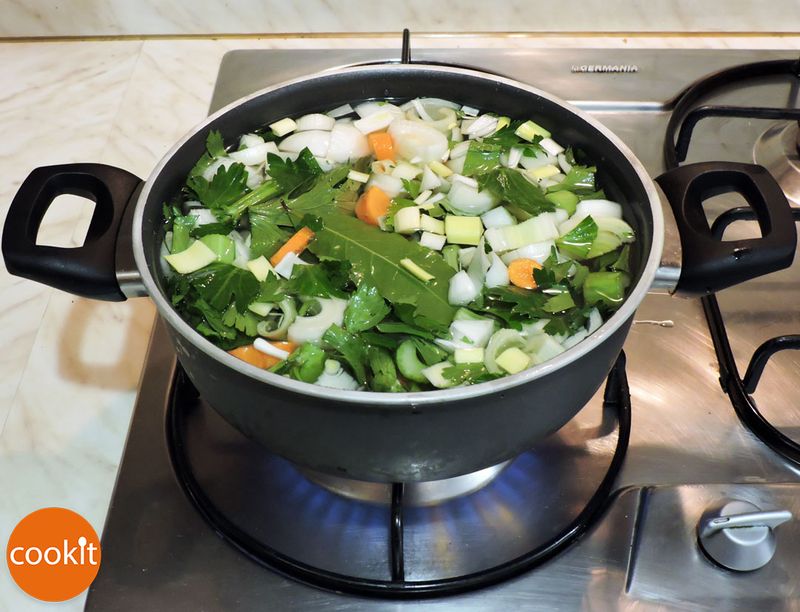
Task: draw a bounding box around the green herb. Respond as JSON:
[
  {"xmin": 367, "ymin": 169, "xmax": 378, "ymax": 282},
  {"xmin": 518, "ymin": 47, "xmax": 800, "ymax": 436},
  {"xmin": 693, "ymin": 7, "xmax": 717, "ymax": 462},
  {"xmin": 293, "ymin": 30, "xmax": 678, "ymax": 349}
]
[
  {"xmin": 556, "ymin": 216, "xmax": 598, "ymax": 260},
  {"xmin": 478, "ymin": 168, "xmax": 555, "ymax": 217},
  {"xmin": 461, "ymin": 141, "xmax": 503, "ymax": 176},
  {"xmin": 308, "ymin": 212, "xmax": 456, "ymax": 328},
  {"xmin": 344, "ymin": 284, "xmax": 391, "ymax": 333},
  {"xmin": 189, "ymin": 130, "xmax": 227, "ymax": 179},
  {"xmin": 187, "ymin": 162, "xmax": 248, "ymax": 216},
  {"xmin": 322, "ymin": 324, "xmax": 368, "ymax": 385},
  {"xmin": 267, "ymin": 149, "xmax": 322, "ymax": 194},
  {"xmin": 547, "ymin": 165, "xmax": 596, "ymax": 195},
  {"xmin": 360, "ymin": 332, "xmax": 399, "ymax": 349},
  {"xmin": 221, "ymin": 304, "xmax": 260, "ymax": 336},
  {"xmin": 367, "ymin": 346, "xmax": 404, "ymax": 392},
  {"xmin": 287, "ymin": 261, "xmax": 351, "ymax": 299},
  {"xmin": 249, "ymin": 203, "xmax": 291, "ymax": 259},
  {"xmin": 375, "ymin": 321, "xmax": 434, "ymax": 339},
  {"xmin": 583, "ymin": 271, "xmax": 630, "ymax": 308},
  {"xmin": 409, "ymin": 337, "xmax": 448, "ymax": 366},
  {"xmin": 442, "ymin": 363, "xmax": 500, "ymax": 385},
  {"xmin": 274, "ymin": 343, "xmax": 326, "ymax": 383},
  {"xmin": 188, "ymin": 263, "xmax": 261, "ymax": 311},
  {"xmin": 401, "ymin": 178, "xmax": 422, "ymax": 199},
  {"xmin": 190, "ymin": 221, "xmax": 234, "ymax": 238},
  {"xmin": 543, "ymin": 291, "xmax": 576, "ymax": 314},
  {"xmin": 171, "ymin": 213, "xmax": 196, "ymax": 253}
]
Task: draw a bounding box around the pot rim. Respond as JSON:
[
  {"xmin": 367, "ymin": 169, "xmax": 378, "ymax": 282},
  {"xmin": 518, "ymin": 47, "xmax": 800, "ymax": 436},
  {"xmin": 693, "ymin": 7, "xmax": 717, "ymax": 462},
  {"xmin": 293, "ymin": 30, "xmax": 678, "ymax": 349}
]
[{"xmin": 132, "ymin": 63, "xmax": 664, "ymax": 406}]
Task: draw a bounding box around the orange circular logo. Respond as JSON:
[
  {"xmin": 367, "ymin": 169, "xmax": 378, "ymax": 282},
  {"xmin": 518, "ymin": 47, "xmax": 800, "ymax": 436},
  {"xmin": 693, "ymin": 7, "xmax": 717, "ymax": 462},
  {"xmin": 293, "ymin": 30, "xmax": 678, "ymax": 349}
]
[{"xmin": 6, "ymin": 507, "xmax": 101, "ymax": 602}]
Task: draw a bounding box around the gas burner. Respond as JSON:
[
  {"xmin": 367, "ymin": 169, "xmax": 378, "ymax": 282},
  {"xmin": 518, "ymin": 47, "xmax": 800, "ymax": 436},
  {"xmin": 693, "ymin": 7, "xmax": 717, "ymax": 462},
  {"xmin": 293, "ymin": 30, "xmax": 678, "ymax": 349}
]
[
  {"xmin": 165, "ymin": 355, "xmax": 630, "ymax": 597},
  {"xmin": 299, "ymin": 461, "xmax": 510, "ymax": 506},
  {"xmin": 754, "ymin": 121, "xmax": 800, "ymax": 206}
]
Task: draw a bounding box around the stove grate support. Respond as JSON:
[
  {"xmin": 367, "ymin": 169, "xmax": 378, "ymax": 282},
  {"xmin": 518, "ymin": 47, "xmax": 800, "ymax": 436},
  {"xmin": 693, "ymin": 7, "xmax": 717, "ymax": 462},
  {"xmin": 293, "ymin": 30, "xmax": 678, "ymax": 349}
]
[{"xmin": 664, "ymin": 58, "xmax": 800, "ymax": 466}]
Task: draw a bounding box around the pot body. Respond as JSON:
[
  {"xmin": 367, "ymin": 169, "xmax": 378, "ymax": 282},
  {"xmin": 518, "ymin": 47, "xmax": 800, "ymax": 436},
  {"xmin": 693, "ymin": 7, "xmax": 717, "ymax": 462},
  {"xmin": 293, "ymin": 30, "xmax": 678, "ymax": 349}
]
[
  {"xmin": 4, "ymin": 64, "xmax": 793, "ymax": 483},
  {"xmin": 139, "ymin": 65, "xmax": 660, "ymax": 482},
  {"xmin": 167, "ymin": 315, "xmax": 632, "ymax": 482}
]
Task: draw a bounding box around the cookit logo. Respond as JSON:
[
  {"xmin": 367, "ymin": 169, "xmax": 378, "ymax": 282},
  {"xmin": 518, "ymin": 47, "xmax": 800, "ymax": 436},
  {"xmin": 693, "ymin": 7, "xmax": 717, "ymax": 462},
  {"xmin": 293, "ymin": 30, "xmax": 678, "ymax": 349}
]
[{"xmin": 6, "ymin": 507, "xmax": 101, "ymax": 602}]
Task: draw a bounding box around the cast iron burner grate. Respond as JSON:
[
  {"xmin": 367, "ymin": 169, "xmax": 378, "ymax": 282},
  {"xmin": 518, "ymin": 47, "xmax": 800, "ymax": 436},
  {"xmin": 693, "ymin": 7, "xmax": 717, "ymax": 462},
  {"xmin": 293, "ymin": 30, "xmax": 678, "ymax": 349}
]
[
  {"xmin": 664, "ymin": 57, "xmax": 800, "ymax": 466},
  {"xmin": 165, "ymin": 352, "xmax": 631, "ymax": 599}
]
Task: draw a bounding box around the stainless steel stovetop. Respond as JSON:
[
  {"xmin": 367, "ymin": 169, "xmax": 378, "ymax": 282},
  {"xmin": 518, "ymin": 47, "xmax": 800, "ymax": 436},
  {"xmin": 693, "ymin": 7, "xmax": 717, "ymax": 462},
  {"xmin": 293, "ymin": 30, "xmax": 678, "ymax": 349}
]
[{"xmin": 86, "ymin": 48, "xmax": 800, "ymax": 611}]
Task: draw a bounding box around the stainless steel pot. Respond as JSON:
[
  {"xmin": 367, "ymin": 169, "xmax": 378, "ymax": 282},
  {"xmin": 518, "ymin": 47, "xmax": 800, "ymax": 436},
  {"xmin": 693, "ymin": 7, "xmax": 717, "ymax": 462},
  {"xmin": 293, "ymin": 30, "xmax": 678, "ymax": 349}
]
[{"xmin": 2, "ymin": 64, "xmax": 795, "ymax": 482}]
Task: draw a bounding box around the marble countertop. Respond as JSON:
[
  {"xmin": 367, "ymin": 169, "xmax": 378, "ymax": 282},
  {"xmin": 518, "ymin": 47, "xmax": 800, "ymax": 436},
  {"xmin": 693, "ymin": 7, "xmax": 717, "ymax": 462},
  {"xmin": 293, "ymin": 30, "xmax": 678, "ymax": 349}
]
[{"xmin": 1, "ymin": 34, "xmax": 799, "ymax": 611}]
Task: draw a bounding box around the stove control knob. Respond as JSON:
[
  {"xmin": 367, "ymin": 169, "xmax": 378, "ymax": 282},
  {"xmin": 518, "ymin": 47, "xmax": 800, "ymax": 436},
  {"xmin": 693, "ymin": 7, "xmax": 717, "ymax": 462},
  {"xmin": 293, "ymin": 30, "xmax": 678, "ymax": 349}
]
[{"xmin": 698, "ymin": 499, "xmax": 792, "ymax": 572}]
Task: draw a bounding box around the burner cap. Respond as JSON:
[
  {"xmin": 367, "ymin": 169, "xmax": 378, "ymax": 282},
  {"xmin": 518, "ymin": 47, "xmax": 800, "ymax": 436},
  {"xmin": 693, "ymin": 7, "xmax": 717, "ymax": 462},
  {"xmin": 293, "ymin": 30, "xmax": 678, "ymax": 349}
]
[{"xmin": 753, "ymin": 121, "xmax": 800, "ymax": 206}]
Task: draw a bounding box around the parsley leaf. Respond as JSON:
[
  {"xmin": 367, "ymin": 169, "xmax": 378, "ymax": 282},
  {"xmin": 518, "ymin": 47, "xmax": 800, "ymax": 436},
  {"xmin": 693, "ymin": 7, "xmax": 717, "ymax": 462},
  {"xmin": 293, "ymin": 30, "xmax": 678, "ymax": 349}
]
[
  {"xmin": 287, "ymin": 262, "xmax": 351, "ymax": 299},
  {"xmin": 267, "ymin": 149, "xmax": 322, "ymax": 194},
  {"xmin": 322, "ymin": 324, "xmax": 368, "ymax": 385},
  {"xmin": 477, "ymin": 168, "xmax": 555, "ymax": 217},
  {"xmin": 249, "ymin": 203, "xmax": 291, "ymax": 259},
  {"xmin": 401, "ymin": 179, "xmax": 422, "ymax": 200},
  {"xmin": 462, "ymin": 141, "xmax": 503, "ymax": 176},
  {"xmin": 344, "ymin": 283, "xmax": 390, "ymax": 333},
  {"xmin": 189, "ymin": 130, "xmax": 227, "ymax": 179},
  {"xmin": 188, "ymin": 263, "xmax": 261, "ymax": 311},
  {"xmin": 187, "ymin": 162, "xmax": 248, "ymax": 215},
  {"xmin": 190, "ymin": 221, "xmax": 235, "ymax": 238}
]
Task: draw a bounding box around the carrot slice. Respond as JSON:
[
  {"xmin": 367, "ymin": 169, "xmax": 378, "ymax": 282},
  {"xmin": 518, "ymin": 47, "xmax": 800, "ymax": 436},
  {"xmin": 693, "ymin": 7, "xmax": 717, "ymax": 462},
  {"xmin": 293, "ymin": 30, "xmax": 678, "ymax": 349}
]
[
  {"xmin": 228, "ymin": 341, "xmax": 298, "ymax": 369},
  {"xmin": 354, "ymin": 186, "xmax": 391, "ymax": 226},
  {"xmin": 368, "ymin": 132, "xmax": 395, "ymax": 161},
  {"xmin": 269, "ymin": 226, "xmax": 315, "ymax": 266},
  {"xmin": 508, "ymin": 258, "xmax": 543, "ymax": 290}
]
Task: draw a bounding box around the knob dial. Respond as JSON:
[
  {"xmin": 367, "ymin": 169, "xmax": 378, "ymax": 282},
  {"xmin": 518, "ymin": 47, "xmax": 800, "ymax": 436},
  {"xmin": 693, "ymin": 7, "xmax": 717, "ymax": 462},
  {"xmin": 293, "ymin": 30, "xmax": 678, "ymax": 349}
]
[{"xmin": 697, "ymin": 499, "xmax": 792, "ymax": 572}]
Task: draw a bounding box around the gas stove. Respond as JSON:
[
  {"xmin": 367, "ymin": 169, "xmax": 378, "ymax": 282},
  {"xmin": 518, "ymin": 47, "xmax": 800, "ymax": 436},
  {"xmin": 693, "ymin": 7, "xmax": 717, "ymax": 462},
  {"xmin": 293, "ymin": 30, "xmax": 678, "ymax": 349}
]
[{"xmin": 86, "ymin": 46, "xmax": 800, "ymax": 610}]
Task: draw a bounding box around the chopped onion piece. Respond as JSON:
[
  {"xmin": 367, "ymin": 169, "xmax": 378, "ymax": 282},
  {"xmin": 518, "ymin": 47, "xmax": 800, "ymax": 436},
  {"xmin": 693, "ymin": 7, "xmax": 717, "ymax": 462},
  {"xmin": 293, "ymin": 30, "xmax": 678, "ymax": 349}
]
[
  {"xmin": 451, "ymin": 174, "xmax": 479, "ymax": 189},
  {"xmin": 576, "ymin": 199, "xmax": 623, "ymax": 220},
  {"xmin": 420, "ymin": 231, "xmax": 446, "ymax": 251},
  {"xmin": 327, "ymin": 123, "xmax": 370, "ymax": 162},
  {"xmin": 327, "ymin": 103, "xmax": 354, "ymax": 118},
  {"xmin": 296, "ymin": 113, "xmax": 335, "ymax": 132},
  {"xmin": 188, "ymin": 208, "xmax": 217, "ymax": 225},
  {"xmin": 414, "ymin": 189, "xmax": 433, "ymax": 205},
  {"xmin": 448, "ymin": 270, "xmax": 480, "ymax": 306},
  {"xmin": 253, "ymin": 338, "xmax": 291, "ymax": 360},
  {"xmin": 451, "ymin": 126, "xmax": 463, "ymax": 142},
  {"xmin": 420, "ymin": 165, "xmax": 442, "ymax": 191},
  {"xmin": 278, "ymin": 130, "xmax": 330, "ymax": 157},
  {"xmin": 462, "ymin": 114, "xmax": 497, "ymax": 137},
  {"xmin": 557, "ymin": 153, "xmax": 573, "ymax": 174},
  {"xmin": 485, "ymin": 252, "xmax": 509, "ymax": 288},
  {"xmin": 450, "ymin": 141, "xmax": 471, "ymax": 159},
  {"xmin": 230, "ymin": 143, "xmax": 270, "ymax": 166},
  {"xmin": 506, "ymin": 146, "xmax": 523, "ymax": 169},
  {"xmin": 451, "ymin": 319, "xmax": 495, "ymax": 348},
  {"xmin": 587, "ymin": 308, "xmax": 603, "ymax": 334},
  {"xmin": 367, "ymin": 173, "xmax": 404, "ymax": 198},
  {"xmin": 273, "ymin": 252, "xmax": 302, "ymax": 278},
  {"xmin": 412, "ymin": 98, "xmax": 434, "ymax": 122},
  {"xmin": 520, "ymin": 150, "xmax": 557, "ymax": 171},
  {"xmin": 201, "ymin": 157, "xmax": 234, "ymax": 182},
  {"xmin": 353, "ymin": 109, "xmax": 396, "ymax": 134},
  {"xmin": 240, "ymin": 133, "xmax": 264, "ymax": 149},
  {"xmin": 425, "ymin": 192, "xmax": 446, "ymax": 206},
  {"xmin": 460, "ymin": 104, "xmax": 480, "ymax": 117},
  {"xmin": 391, "ymin": 161, "xmax": 423, "ymax": 180},
  {"xmin": 539, "ymin": 137, "xmax": 565, "ymax": 156},
  {"xmin": 355, "ymin": 101, "xmax": 403, "ymax": 119},
  {"xmin": 388, "ymin": 119, "xmax": 449, "ymax": 163},
  {"xmin": 481, "ymin": 206, "xmax": 516, "ymax": 229}
]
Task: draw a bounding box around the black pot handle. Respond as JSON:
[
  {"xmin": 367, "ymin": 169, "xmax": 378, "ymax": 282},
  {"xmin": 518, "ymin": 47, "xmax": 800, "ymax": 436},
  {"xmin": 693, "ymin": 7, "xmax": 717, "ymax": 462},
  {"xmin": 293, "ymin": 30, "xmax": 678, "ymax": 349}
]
[
  {"xmin": 1, "ymin": 163, "xmax": 143, "ymax": 301},
  {"xmin": 655, "ymin": 161, "xmax": 796, "ymax": 296}
]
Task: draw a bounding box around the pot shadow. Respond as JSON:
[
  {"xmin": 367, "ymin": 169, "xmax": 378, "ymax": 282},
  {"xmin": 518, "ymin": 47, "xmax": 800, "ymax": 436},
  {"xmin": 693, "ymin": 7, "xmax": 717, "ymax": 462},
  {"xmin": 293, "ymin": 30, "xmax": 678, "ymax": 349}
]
[{"xmin": 57, "ymin": 297, "xmax": 156, "ymax": 390}]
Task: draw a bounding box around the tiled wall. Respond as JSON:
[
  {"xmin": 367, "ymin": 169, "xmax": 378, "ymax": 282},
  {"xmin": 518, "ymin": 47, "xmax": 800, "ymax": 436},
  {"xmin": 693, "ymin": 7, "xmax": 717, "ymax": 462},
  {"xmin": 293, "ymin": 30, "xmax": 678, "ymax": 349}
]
[{"xmin": 2, "ymin": 0, "xmax": 797, "ymax": 37}]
